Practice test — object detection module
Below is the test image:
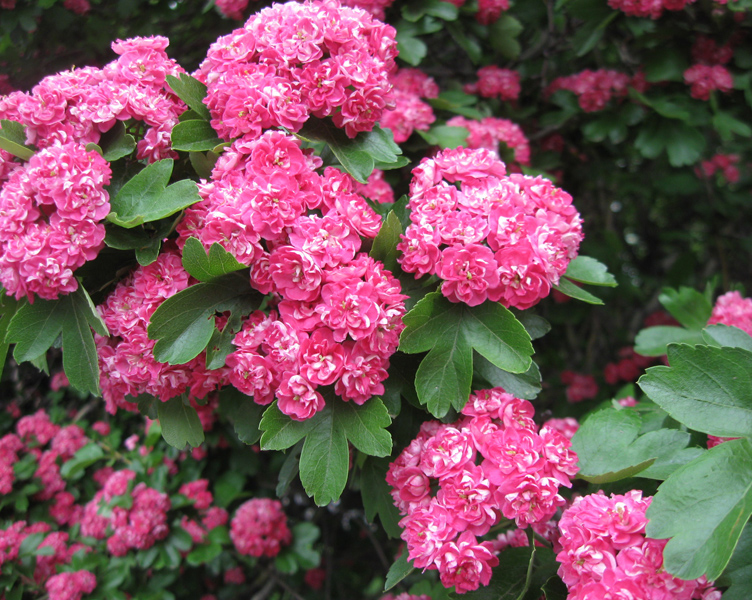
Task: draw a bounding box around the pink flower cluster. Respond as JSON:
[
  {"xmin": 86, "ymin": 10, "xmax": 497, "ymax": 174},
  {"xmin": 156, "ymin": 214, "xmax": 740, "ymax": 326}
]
[
  {"xmin": 1, "ymin": 410, "xmax": 88, "ymax": 510},
  {"xmin": 340, "ymin": 0, "xmax": 395, "ymax": 21},
  {"xmin": 197, "ymin": 0, "xmax": 397, "ymax": 140},
  {"xmin": 464, "ymin": 66, "xmax": 520, "ymax": 102},
  {"xmin": 46, "ymin": 570, "xmax": 97, "ymax": 600},
  {"xmin": 215, "ymin": 0, "xmax": 251, "ymax": 20},
  {"xmin": 684, "ymin": 64, "xmax": 734, "ymax": 100},
  {"xmin": 446, "ymin": 116, "xmax": 531, "ymax": 167},
  {"xmin": 557, "ymin": 491, "xmax": 720, "ymax": 600},
  {"xmin": 230, "ymin": 498, "xmax": 291, "ymax": 557},
  {"xmin": 179, "ymin": 131, "xmax": 406, "ymax": 420},
  {"xmin": 0, "ymin": 36, "xmax": 185, "ymax": 160},
  {"xmin": 692, "ymin": 36, "xmax": 734, "ymax": 66},
  {"xmin": 397, "ymin": 147, "xmax": 583, "ymax": 309},
  {"xmin": 560, "ymin": 371, "xmax": 598, "ymax": 403},
  {"xmin": 696, "ymin": 153, "xmax": 740, "ymax": 184},
  {"xmin": 354, "ymin": 169, "xmax": 395, "ymax": 204},
  {"xmin": 387, "ymin": 387, "xmax": 578, "ymax": 593},
  {"xmin": 95, "ymin": 249, "xmax": 222, "ymax": 414},
  {"xmin": 81, "ymin": 469, "xmax": 171, "ymax": 556},
  {"xmin": 604, "ymin": 347, "xmax": 654, "ymax": 385},
  {"xmin": 607, "ymin": 0, "xmax": 695, "ymax": 19},
  {"xmin": 381, "ymin": 68, "xmax": 438, "ymax": 143},
  {"xmin": 180, "ymin": 479, "xmax": 230, "ymax": 545},
  {"xmin": 0, "ymin": 36, "xmax": 188, "ymax": 301},
  {"xmin": 0, "ymin": 142, "xmax": 110, "ymax": 301},
  {"xmin": 546, "ymin": 70, "xmax": 635, "ymax": 112},
  {"xmin": 708, "ymin": 290, "xmax": 752, "ymax": 337}
]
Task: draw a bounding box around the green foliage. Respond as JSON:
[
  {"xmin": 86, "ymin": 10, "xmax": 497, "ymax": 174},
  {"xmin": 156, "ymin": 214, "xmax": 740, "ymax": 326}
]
[
  {"xmin": 6, "ymin": 286, "xmax": 106, "ymax": 395},
  {"xmin": 572, "ymin": 407, "xmax": 694, "ymax": 483},
  {"xmin": 399, "ymin": 293, "xmax": 533, "ymax": 417},
  {"xmin": 646, "ymin": 438, "xmax": 752, "ymax": 580},
  {"xmin": 107, "ymin": 159, "xmax": 201, "ymax": 228},
  {"xmin": 156, "ymin": 396, "xmax": 205, "ymax": 450},
  {"xmin": 296, "ymin": 119, "xmax": 404, "ymax": 183},
  {"xmin": 261, "ymin": 397, "xmax": 392, "ymax": 505}
]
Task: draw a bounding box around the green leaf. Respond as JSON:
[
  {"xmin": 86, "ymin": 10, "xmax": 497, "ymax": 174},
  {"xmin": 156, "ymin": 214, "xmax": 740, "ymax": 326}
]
[
  {"xmin": 156, "ymin": 396, "xmax": 205, "ymax": 449},
  {"xmin": 296, "ymin": 120, "xmax": 403, "ymax": 183},
  {"xmin": 572, "ymin": 12, "xmax": 618, "ymax": 58},
  {"xmin": 416, "ymin": 125, "xmax": 468, "ymax": 149},
  {"xmin": 219, "ymin": 387, "xmax": 265, "ymax": 445},
  {"xmin": 289, "ymin": 522, "xmax": 321, "ymax": 569},
  {"xmin": 7, "ymin": 287, "xmax": 104, "ymax": 394},
  {"xmin": 400, "ymin": 293, "xmax": 533, "ymax": 417},
  {"xmin": 638, "ymin": 344, "xmax": 752, "ymax": 438},
  {"xmin": 165, "ymin": 73, "xmax": 211, "ymax": 121},
  {"xmin": 552, "ymin": 278, "xmax": 604, "ymax": 305},
  {"xmin": 517, "ymin": 314, "xmax": 551, "ymax": 341},
  {"xmin": 395, "ymin": 30, "xmax": 427, "ymax": 66},
  {"xmin": 189, "ymin": 150, "xmax": 219, "ymax": 180},
  {"xmin": 299, "ymin": 404, "xmax": 350, "ymax": 505},
  {"xmin": 446, "ymin": 22, "xmax": 482, "ymax": 64},
  {"xmin": 712, "ymin": 111, "xmax": 752, "ymax": 141},
  {"xmin": 147, "ymin": 272, "xmax": 257, "ymax": 364},
  {"xmin": 644, "ymin": 48, "xmax": 688, "ymax": 82},
  {"xmin": 277, "ymin": 443, "xmax": 302, "ymax": 497},
  {"xmin": 659, "ymin": 287, "xmax": 713, "ymax": 330},
  {"xmin": 62, "ymin": 288, "xmax": 105, "ymax": 395},
  {"xmin": 259, "ymin": 401, "xmax": 315, "ymax": 451},
  {"xmin": 402, "ymin": 0, "xmax": 459, "ymax": 21},
  {"xmin": 489, "ymin": 13, "xmax": 523, "ymax": 58},
  {"xmin": 7, "ymin": 298, "xmax": 67, "ymax": 362},
  {"xmin": 369, "ymin": 211, "xmax": 402, "ymax": 273},
  {"xmin": 461, "ymin": 546, "xmax": 547, "ymax": 600},
  {"xmin": 181, "ymin": 237, "xmax": 247, "ymax": 282},
  {"xmin": 702, "ymin": 324, "xmax": 752, "ymax": 351},
  {"xmin": 665, "ymin": 122, "xmax": 706, "ymax": 167},
  {"xmin": 564, "ymin": 256, "xmax": 617, "ymax": 287},
  {"xmin": 0, "ymin": 119, "xmax": 34, "ymax": 161},
  {"xmin": 60, "ymin": 442, "xmax": 105, "ymax": 478},
  {"xmin": 384, "ymin": 552, "xmax": 414, "ymax": 591},
  {"xmin": 572, "ymin": 407, "xmax": 691, "ymax": 483},
  {"xmin": 0, "ymin": 294, "xmax": 18, "ymax": 380},
  {"xmin": 186, "ymin": 543, "xmax": 222, "ymax": 566},
  {"xmin": 635, "ymin": 122, "xmax": 667, "ymax": 159},
  {"xmin": 361, "ymin": 457, "xmax": 403, "ymax": 538},
  {"xmin": 171, "ymin": 120, "xmax": 222, "ymax": 152},
  {"xmin": 335, "ymin": 398, "xmax": 392, "ymax": 457},
  {"xmin": 717, "ymin": 523, "xmax": 752, "ymax": 600},
  {"xmin": 98, "ymin": 122, "xmax": 136, "ymax": 161},
  {"xmin": 262, "ymin": 398, "xmax": 391, "ymax": 505},
  {"xmin": 474, "ymin": 355, "xmax": 542, "ymax": 400},
  {"xmin": 108, "ymin": 160, "xmax": 201, "ymax": 228},
  {"xmin": 646, "ymin": 438, "xmax": 752, "ymax": 580},
  {"xmin": 633, "ymin": 325, "xmax": 704, "ymax": 357}
]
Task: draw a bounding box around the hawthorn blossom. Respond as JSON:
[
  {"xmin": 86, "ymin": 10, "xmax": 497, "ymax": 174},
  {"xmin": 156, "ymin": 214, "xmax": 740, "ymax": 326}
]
[
  {"xmin": 399, "ymin": 147, "xmax": 583, "ymax": 309},
  {"xmin": 388, "ymin": 387, "xmax": 578, "ymax": 593}
]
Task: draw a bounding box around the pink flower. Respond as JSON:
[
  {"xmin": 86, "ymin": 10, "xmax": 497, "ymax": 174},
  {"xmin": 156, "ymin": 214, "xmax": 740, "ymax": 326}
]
[
  {"xmin": 277, "ymin": 374, "xmax": 326, "ymax": 421},
  {"xmin": 684, "ymin": 64, "xmax": 733, "ymax": 100},
  {"xmin": 434, "ymin": 532, "xmax": 499, "ymax": 593},
  {"xmin": 230, "ymin": 498, "xmax": 291, "ymax": 557}
]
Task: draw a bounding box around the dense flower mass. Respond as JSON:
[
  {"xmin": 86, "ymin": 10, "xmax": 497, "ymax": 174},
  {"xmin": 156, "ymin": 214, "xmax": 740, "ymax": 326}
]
[
  {"xmin": 708, "ymin": 290, "xmax": 752, "ymax": 337},
  {"xmin": 0, "ymin": 35, "xmax": 187, "ymax": 301},
  {"xmin": 197, "ymin": 0, "xmax": 397, "ymax": 140},
  {"xmin": 546, "ymin": 69, "xmax": 635, "ymax": 112},
  {"xmin": 557, "ymin": 491, "xmax": 720, "ymax": 600},
  {"xmin": 446, "ymin": 116, "xmax": 531, "ymax": 167},
  {"xmin": 380, "ymin": 68, "xmax": 438, "ymax": 143},
  {"xmin": 95, "ymin": 249, "xmax": 222, "ymax": 414},
  {"xmin": 684, "ymin": 64, "xmax": 733, "ymax": 100},
  {"xmin": 464, "ymin": 66, "xmax": 520, "ymax": 101},
  {"xmin": 607, "ymin": 0, "xmax": 695, "ymax": 19},
  {"xmin": 178, "ymin": 130, "xmax": 406, "ymax": 420},
  {"xmin": 0, "ymin": 142, "xmax": 110, "ymax": 300},
  {"xmin": 696, "ymin": 153, "xmax": 740, "ymax": 184},
  {"xmin": 387, "ymin": 387, "xmax": 578, "ymax": 593},
  {"xmin": 398, "ymin": 147, "xmax": 583, "ymax": 309},
  {"xmin": 230, "ymin": 498, "xmax": 291, "ymax": 557}
]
